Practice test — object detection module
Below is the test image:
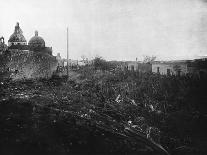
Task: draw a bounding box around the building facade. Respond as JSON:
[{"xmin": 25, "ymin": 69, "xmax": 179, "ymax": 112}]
[
  {"xmin": 151, "ymin": 59, "xmax": 207, "ymax": 76},
  {"xmin": 152, "ymin": 61, "xmax": 188, "ymax": 76},
  {"xmin": 0, "ymin": 22, "xmax": 58, "ymax": 80},
  {"xmin": 187, "ymin": 58, "xmax": 207, "ymax": 77},
  {"xmin": 121, "ymin": 61, "xmax": 152, "ymax": 73}
]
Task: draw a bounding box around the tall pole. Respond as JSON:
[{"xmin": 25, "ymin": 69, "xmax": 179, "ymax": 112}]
[{"xmin": 67, "ymin": 27, "xmax": 69, "ymax": 79}]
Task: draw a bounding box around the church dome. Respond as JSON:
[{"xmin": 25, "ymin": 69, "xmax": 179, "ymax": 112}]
[
  {"xmin": 8, "ymin": 22, "xmax": 27, "ymax": 46},
  {"xmin": 28, "ymin": 31, "xmax": 45, "ymax": 50}
]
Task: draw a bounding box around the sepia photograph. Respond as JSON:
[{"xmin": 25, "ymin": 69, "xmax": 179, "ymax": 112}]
[{"xmin": 0, "ymin": 0, "xmax": 207, "ymax": 154}]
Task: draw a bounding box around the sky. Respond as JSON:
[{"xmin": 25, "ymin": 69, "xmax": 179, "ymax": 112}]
[{"xmin": 1, "ymin": 0, "xmax": 207, "ymax": 61}]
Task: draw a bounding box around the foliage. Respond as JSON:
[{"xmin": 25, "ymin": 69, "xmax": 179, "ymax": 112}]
[
  {"xmin": 93, "ymin": 56, "xmax": 116, "ymax": 71},
  {"xmin": 143, "ymin": 55, "xmax": 156, "ymax": 63},
  {"xmin": 0, "ymin": 69, "xmax": 207, "ymax": 154}
]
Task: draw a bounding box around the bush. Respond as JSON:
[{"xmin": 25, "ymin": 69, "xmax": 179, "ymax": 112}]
[
  {"xmin": 93, "ymin": 56, "xmax": 115, "ymax": 71},
  {"xmin": 1, "ymin": 69, "xmax": 207, "ymax": 154}
]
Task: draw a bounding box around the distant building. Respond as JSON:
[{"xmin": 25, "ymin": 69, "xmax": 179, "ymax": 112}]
[
  {"xmin": 151, "ymin": 59, "xmax": 207, "ymax": 77},
  {"xmin": 28, "ymin": 31, "xmax": 45, "ymax": 50},
  {"xmin": 76, "ymin": 60, "xmax": 85, "ymax": 66},
  {"xmin": 187, "ymin": 58, "xmax": 207, "ymax": 77},
  {"xmin": 0, "ymin": 37, "xmax": 7, "ymax": 54},
  {"xmin": 0, "ymin": 22, "xmax": 58, "ymax": 80},
  {"xmin": 8, "ymin": 22, "xmax": 27, "ymax": 46},
  {"xmin": 121, "ymin": 61, "xmax": 152, "ymax": 73},
  {"xmin": 151, "ymin": 60, "xmax": 188, "ymax": 76},
  {"xmin": 61, "ymin": 58, "xmax": 88, "ymax": 68},
  {"xmin": 118, "ymin": 58, "xmax": 207, "ymax": 77}
]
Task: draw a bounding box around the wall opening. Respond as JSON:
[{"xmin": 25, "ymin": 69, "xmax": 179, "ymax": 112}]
[{"xmin": 157, "ymin": 67, "xmax": 160, "ymax": 73}]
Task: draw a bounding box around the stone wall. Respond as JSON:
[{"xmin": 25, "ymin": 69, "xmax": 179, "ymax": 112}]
[
  {"xmin": 1, "ymin": 50, "xmax": 58, "ymax": 80},
  {"xmin": 122, "ymin": 61, "xmax": 152, "ymax": 73},
  {"xmin": 152, "ymin": 62, "xmax": 188, "ymax": 75}
]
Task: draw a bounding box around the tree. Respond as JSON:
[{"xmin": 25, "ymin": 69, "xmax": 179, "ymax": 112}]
[
  {"xmin": 93, "ymin": 56, "xmax": 107, "ymax": 70},
  {"xmin": 143, "ymin": 56, "xmax": 156, "ymax": 64},
  {"xmin": 93, "ymin": 56, "xmax": 115, "ymax": 71}
]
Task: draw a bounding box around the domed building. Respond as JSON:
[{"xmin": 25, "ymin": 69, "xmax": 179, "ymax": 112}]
[
  {"xmin": 8, "ymin": 22, "xmax": 27, "ymax": 46},
  {"xmin": 0, "ymin": 37, "xmax": 7, "ymax": 53},
  {"xmin": 28, "ymin": 31, "xmax": 45, "ymax": 50},
  {"xmin": 1, "ymin": 22, "xmax": 58, "ymax": 80},
  {"xmin": 28, "ymin": 30, "xmax": 52, "ymax": 55}
]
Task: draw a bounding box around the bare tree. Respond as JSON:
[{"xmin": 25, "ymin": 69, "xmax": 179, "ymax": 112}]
[{"xmin": 143, "ymin": 55, "xmax": 156, "ymax": 64}]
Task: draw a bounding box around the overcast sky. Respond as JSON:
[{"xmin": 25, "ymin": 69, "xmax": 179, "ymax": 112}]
[{"xmin": 1, "ymin": 0, "xmax": 207, "ymax": 61}]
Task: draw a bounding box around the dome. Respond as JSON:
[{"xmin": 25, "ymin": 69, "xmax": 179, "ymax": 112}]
[
  {"xmin": 8, "ymin": 22, "xmax": 27, "ymax": 46},
  {"xmin": 28, "ymin": 31, "xmax": 45, "ymax": 50}
]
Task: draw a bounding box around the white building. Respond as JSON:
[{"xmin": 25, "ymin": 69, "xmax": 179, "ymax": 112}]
[{"xmin": 152, "ymin": 61, "xmax": 188, "ymax": 76}]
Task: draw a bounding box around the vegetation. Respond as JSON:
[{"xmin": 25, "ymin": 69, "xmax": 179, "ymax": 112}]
[
  {"xmin": 93, "ymin": 56, "xmax": 116, "ymax": 71},
  {"xmin": 0, "ymin": 59, "xmax": 207, "ymax": 154},
  {"xmin": 143, "ymin": 55, "xmax": 156, "ymax": 63}
]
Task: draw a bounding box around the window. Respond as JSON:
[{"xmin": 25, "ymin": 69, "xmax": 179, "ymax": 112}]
[{"xmin": 157, "ymin": 67, "xmax": 160, "ymax": 73}]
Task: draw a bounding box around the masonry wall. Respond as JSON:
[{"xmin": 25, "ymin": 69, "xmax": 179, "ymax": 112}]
[
  {"xmin": 2, "ymin": 50, "xmax": 58, "ymax": 80},
  {"xmin": 152, "ymin": 63, "xmax": 188, "ymax": 75},
  {"xmin": 123, "ymin": 62, "xmax": 152, "ymax": 73}
]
